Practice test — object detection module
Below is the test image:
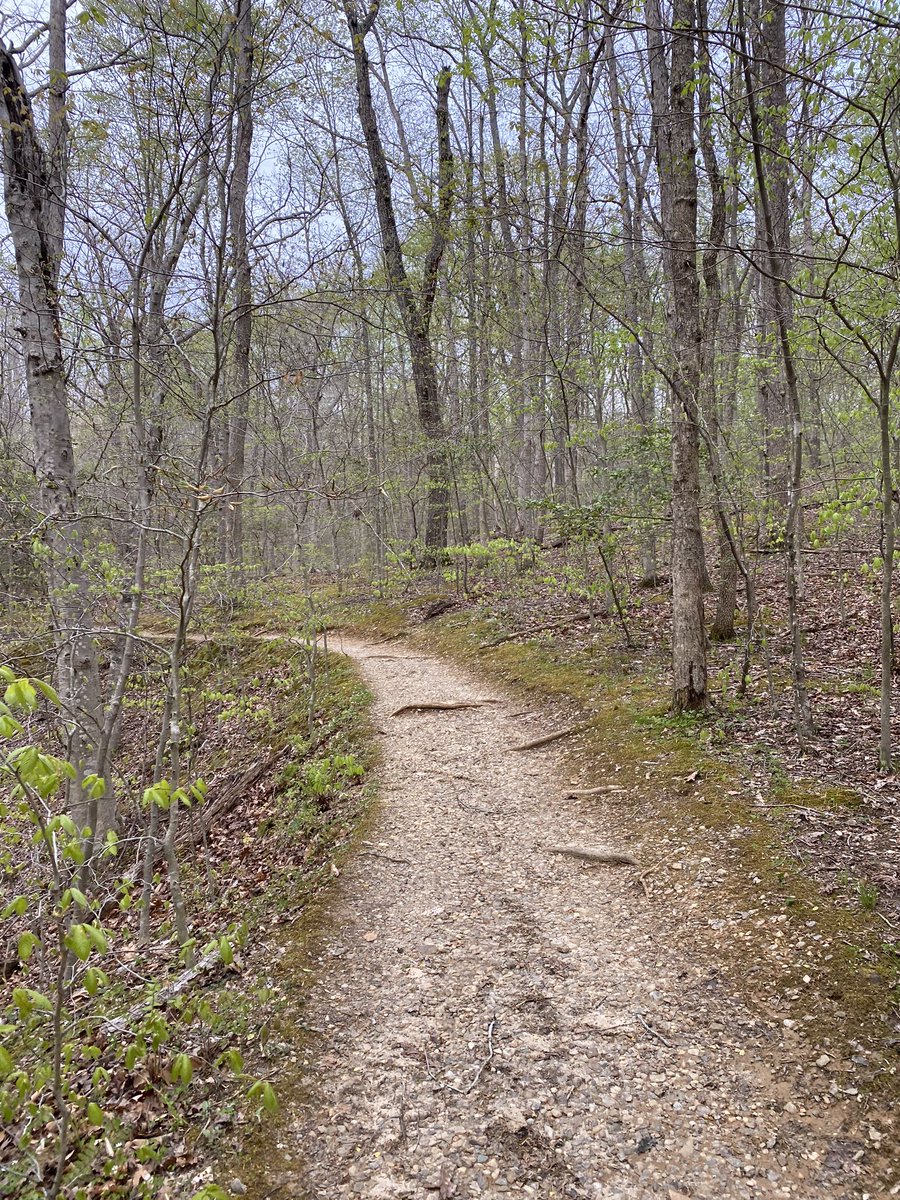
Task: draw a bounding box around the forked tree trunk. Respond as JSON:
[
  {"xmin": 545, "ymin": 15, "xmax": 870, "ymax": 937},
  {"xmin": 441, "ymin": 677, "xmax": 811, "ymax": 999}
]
[{"xmin": 344, "ymin": 0, "xmax": 453, "ymax": 553}]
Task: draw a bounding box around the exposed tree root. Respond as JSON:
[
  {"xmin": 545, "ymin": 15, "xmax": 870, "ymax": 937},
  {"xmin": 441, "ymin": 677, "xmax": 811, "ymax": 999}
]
[
  {"xmin": 391, "ymin": 701, "xmax": 487, "ymax": 717},
  {"xmin": 510, "ymin": 724, "xmax": 586, "ymax": 751},
  {"xmin": 546, "ymin": 845, "xmax": 639, "ymax": 866}
]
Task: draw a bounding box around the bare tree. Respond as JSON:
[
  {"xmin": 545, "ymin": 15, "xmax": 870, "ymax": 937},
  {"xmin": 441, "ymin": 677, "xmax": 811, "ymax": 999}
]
[{"xmin": 343, "ymin": 0, "xmax": 454, "ymax": 552}]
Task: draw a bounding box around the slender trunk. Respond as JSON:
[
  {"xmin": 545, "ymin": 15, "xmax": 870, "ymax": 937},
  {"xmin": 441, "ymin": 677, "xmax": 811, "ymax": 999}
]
[
  {"xmin": 737, "ymin": 0, "xmax": 812, "ymax": 738},
  {"xmin": 647, "ymin": 0, "xmax": 708, "ymax": 711},
  {"xmin": 225, "ymin": 0, "xmax": 254, "ymax": 569},
  {"xmin": 880, "ymin": 376, "xmax": 894, "ymax": 771},
  {"xmin": 0, "ymin": 32, "xmax": 108, "ymax": 831},
  {"xmin": 344, "ymin": 1, "xmax": 452, "ymax": 552}
]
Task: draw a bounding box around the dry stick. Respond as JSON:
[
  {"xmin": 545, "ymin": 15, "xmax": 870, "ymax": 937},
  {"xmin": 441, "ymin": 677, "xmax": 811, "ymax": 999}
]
[
  {"xmin": 636, "ymin": 1012, "xmax": 672, "ymax": 1047},
  {"xmin": 637, "ymin": 853, "xmax": 675, "ymax": 901},
  {"xmin": 511, "ymin": 724, "xmax": 586, "ymax": 751},
  {"xmin": 457, "ymin": 797, "xmax": 497, "ymax": 816},
  {"xmin": 391, "ymin": 700, "xmax": 486, "ymax": 717},
  {"xmin": 439, "ymin": 1017, "xmax": 497, "ymax": 1096},
  {"xmin": 547, "ymin": 845, "xmax": 639, "ymax": 866},
  {"xmin": 479, "ymin": 613, "xmax": 591, "ymax": 649},
  {"xmin": 425, "ymin": 768, "xmax": 480, "ymax": 784},
  {"xmin": 639, "ymin": 853, "xmax": 674, "ymax": 883}
]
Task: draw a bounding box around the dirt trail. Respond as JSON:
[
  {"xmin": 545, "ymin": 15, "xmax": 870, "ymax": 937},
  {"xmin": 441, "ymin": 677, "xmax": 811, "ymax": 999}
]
[{"xmin": 259, "ymin": 638, "xmax": 880, "ymax": 1199}]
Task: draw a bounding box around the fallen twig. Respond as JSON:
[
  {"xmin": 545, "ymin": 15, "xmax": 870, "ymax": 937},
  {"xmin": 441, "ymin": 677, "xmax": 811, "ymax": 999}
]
[
  {"xmin": 636, "ymin": 1012, "xmax": 672, "ymax": 1047},
  {"xmin": 547, "ymin": 845, "xmax": 638, "ymax": 866},
  {"xmin": 433, "ymin": 1017, "xmax": 497, "ymax": 1096},
  {"xmin": 511, "ymin": 724, "xmax": 586, "ymax": 751},
  {"xmin": 480, "ymin": 614, "xmax": 591, "ymax": 649},
  {"xmin": 457, "ymin": 797, "xmax": 497, "ymax": 816},
  {"xmin": 639, "ymin": 853, "xmax": 674, "ymax": 884}
]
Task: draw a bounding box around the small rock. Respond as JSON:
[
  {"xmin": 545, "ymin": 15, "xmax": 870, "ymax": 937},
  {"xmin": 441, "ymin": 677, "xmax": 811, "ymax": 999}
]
[
  {"xmin": 228, "ymin": 1181, "xmax": 247, "ymax": 1197},
  {"xmin": 816, "ymin": 1054, "xmax": 831, "ymax": 1068}
]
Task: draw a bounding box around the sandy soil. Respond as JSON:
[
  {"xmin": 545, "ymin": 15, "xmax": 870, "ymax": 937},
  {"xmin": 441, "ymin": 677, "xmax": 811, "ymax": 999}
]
[{"xmin": 255, "ymin": 638, "xmax": 888, "ymax": 1200}]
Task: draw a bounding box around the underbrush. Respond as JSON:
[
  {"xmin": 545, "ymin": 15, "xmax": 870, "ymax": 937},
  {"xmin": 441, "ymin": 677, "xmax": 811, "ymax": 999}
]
[{"xmin": 0, "ymin": 634, "xmax": 376, "ymax": 1200}]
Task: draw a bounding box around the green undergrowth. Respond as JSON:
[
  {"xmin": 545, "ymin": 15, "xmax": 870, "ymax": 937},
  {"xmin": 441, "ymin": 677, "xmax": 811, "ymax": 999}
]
[
  {"xmin": 337, "ymin": 597, "xmax": 898, "ymax": 1099},
  {"xmin": 0, "ymin": 625, "xmax": 379, "ymax": 1200},
  {"xmin": 180, "ymin": 633, "xmax": 380, "ymax": 1199}
]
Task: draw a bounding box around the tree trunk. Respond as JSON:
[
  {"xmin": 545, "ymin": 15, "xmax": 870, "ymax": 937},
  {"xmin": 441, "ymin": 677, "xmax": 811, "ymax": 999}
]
[
  {"xmin": 737, "ymin": 0, "xmax": 812, "ymax": 739},
  {"xmin": 0, "ymin": 33, "xmax": 110, "ymax": 834},
  {"xmin": 647, "ymin": 0, "xmax": 708, "ymax": 711},
  {"xmin": 343, "ymin": 0, "xmax": 452, "ymax": 553},
  {"xmin": 225, "ymin": 0, "xmax": 254, "ymax": 569}
]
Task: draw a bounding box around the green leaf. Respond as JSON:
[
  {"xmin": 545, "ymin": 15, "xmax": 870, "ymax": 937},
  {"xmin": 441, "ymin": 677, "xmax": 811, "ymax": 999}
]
[
  {"xmin": 32, "ymin": 678, "xmax": 61, "ymax": 706},
  {"xmin": 65, "ymin": 925, "xmax": 92, "ymax": 961},
  {"xmin": 84, "ymin": 924, "xmax": 108, "ymax": 952},
  {"xmin": 222, "ymin": 1047, "xmax": 243, "ymax": 1074},
  {"xmin": 83, "ymin": 773, "xmax": 106, "ymax": 800},
  {"xmin": 0, "ymin": 1046, "xmax": 12, "ymax": 1074},
  {"xmin": 17, "ymin": 932, "xmax": 38, "ymax": 962},
  {"xmin": 87, "ymin": 1101, "xmax": 104, "ymax": 1126},
  {"xmin": 12, "ymin": 987, "xmax": 52, "ymax": 1016},
  {"xmin": 60, "ymin": 887, "xmax": 88, "ymax": 912},
  {"xmin": 172, "ymin": 1052, "xmax": 193, "ymax": 1085},
  {"xmin": 4, "ymin": 680, "xmax": 37, "ymax": 712},
  {"xmin": 2, "ymin": 896, "xmax": 27, "ymax": 919},
  {"xmin": 84, "ymin": 967, "xmax": 108, "ymax": 996},
  {"xmin": 219, "ymin": 936, "xmax": 233, "ymax": 966}
]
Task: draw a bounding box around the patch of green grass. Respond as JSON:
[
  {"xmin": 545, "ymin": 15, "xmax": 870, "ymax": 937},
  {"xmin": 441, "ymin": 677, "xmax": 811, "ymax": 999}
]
[{"xmin": 771, "ymin": 779, "xmax": 861, "ymax": 810}]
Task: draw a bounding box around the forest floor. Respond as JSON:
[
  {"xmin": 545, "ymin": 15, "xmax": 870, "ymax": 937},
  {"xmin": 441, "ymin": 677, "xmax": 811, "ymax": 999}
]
[{"xmin": 226, "ymin": 633, "xmax": 896, "ymax": 1200}]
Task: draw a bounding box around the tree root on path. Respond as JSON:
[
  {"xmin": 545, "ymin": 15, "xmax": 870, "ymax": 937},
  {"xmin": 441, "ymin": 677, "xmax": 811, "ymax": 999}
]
[
  {"xmin": 391, "ymin": 700, "xmax": 490, "ymax": 717},
  {"xmin": 547, "ymin": 844, "xmax": 639, "ymax": 866},
  {"xmin": 510, "ymin": 724, "xmax": 586, "ymax": 751},
  {"xmin": 563, "ymin": 784, "xmax": 627, "ymax": 797}
]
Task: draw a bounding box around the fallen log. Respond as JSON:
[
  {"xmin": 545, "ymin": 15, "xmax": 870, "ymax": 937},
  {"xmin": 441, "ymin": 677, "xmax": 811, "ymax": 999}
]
[
  {"xmin": 175, "ymin": 747, "xmax": 289, "ymax": 850},
  {"xmin": 106, "ymin": 946, "xmax": 222, "ymax": 1034},
  {"xmin": 547, "ymin": 845, "xmax": 638, "ymax": 867}
]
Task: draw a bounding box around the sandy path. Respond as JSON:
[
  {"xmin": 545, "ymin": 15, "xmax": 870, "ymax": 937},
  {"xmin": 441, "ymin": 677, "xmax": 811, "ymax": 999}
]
[{"xmin": 267, "ymin": 638, "xmax": 875, "ymax": 1199}]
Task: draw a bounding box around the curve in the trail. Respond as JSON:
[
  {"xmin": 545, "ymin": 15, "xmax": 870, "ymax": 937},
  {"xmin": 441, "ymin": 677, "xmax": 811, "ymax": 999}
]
[{"xmin": 256, "ymin": 637, "xmax": 875, "ymax": 1200}]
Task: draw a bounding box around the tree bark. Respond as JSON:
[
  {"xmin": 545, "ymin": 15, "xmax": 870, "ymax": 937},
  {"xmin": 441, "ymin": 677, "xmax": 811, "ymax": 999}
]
[
  {"xmin": 647, "ymin": 0, "xmax": 708, "ymax": 711},
  {"xmin": 225, "ymin": 0, "xmax": 255, "ymax": 569},
  {"xmin": 0, "ymin": 32, "xmax": 110, "ymax": 833}
]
